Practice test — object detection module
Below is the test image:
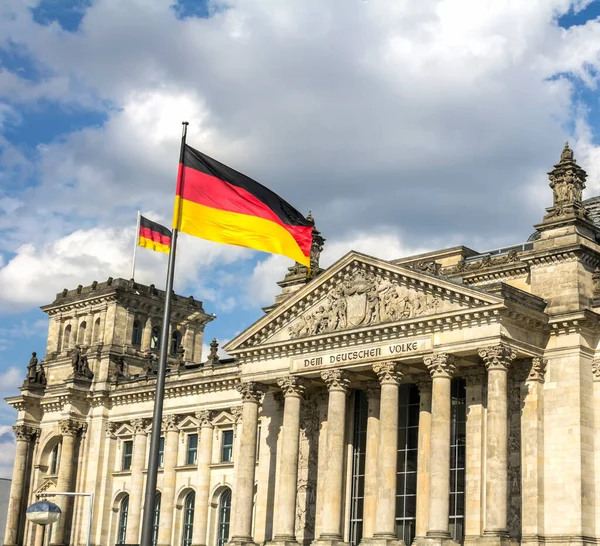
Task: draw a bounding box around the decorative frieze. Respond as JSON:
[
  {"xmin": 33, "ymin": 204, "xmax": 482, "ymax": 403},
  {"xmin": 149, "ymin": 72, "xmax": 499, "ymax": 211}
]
[
  {"xmin": 528, "ymin": 358, "xmax": 547, "ymax": 383},
  {"xmin": 424, "ymin": 353, "xmax": 456, "ymax": 378},
  {"xmin": 277, "ymin": 376, "xmax": 310, "ymax": 398},
  {"xmin": 372, "ymin": 361, "xmax": 403, "ymax": 385},
  {"xmin": 320, "ymin": 369, "xmax": 352, "ymax": 392},
  {"xmin": 478, "ymin": 345, "xmax": 517, "ymax": 371},
  {"xmin": 236, "ymin": 382, "xmax": 268, "ymax": 403}
]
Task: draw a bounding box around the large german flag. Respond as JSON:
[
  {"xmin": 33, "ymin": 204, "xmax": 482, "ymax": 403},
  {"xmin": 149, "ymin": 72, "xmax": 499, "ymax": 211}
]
[
  {"xmin": 139, "ymin": 215, "xmax": 172, "ymax": 254},
  {"xmin": 172, "ymin": 145, "xmax": 313, "ymax": 267}
]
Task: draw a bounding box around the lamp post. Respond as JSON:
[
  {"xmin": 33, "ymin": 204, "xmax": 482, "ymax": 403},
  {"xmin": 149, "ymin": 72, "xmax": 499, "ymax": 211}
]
[
  {"xmin": 36, "ymin": 492, "xmax": 94, "ymax": 546},
  {"xmin": 25, "ymin": 501, "xmax": 61, "ymax": 546}
]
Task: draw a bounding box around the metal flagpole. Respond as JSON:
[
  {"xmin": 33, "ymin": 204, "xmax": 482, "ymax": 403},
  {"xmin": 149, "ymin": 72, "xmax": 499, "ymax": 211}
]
[
  {"xmin": 131, "ymin": 210, "xmax": 141, "ymax": 280},
  {"xmin": 139, "ymin": 121, "xmax": 188, "ymax": 546}
]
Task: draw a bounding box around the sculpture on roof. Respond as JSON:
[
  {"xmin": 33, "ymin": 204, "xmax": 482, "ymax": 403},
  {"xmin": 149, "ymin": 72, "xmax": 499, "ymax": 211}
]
[{"xmin": 24, "ymin": 352, "xmax": 46, "ymax": 388}]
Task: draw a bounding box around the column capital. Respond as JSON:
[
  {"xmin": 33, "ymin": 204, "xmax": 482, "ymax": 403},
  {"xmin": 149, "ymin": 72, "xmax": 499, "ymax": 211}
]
[
  {"xmin": 592, "ymin": 359, "xmax": 600, "ymax": 382},
  {"xmin": 415, "ymin": 374, "xmax": 432, "ymax": 394},
  {"xmin": 277, "ymin": 376, "xmax": 310, "ymax": 398},
  {"xmin": 230, "ymin": 406, "xmax": 243, "ymax": 423},
  {"xmin": 12, "ymin": 424, "xmax": 38, "ymax": 442},
  {"xmin": 528, "ymin": 357, "xmax": 547, "ymax": 383},
  {"xmin": 373, "ymin": 361, "xmax": 403, "ymax": 385},
  {"xmin": 131, "ymin": 418, "xmax": 149, "ymax": 435},
  {"xmin": 424, "ymin": 353, "xmax": 457, "ymax": 379},
  {"xmin": 479, "ymin": 345, "xmax": 516, "ymax": 372},
  {"xmin": 162, "ymin": 414, "xmax": 180, "ymax": 432},
  {"xmin": 464, "ymin": 366, "xmax": 486, "ymax": 387},
  {"xmin": 364, "ymin": 380, "xmax": 380, "ymax": 401},
  {"xmin": 104, "ymin": 421, "xmax": 117, "ymax": 439},
  {"xmin": 321, "ymin": 369, "xmax": 352, "ymax": 392},
  {"xmin": 236, "ymin": 381, "xmax": 268, "ymax": 403},
  {"xmin": 59, "ymin": 419, "xmax": 84, "ymax": 437},
  {"xmin": 195, "ymin": 410, "xmax": 215, "ymax": 427}
]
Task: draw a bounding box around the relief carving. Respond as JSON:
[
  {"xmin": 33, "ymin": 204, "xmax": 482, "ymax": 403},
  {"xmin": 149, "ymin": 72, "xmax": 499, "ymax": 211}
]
[{"xmin": 288, "ymin": 267, "xmax": 441, "ymax": 339}]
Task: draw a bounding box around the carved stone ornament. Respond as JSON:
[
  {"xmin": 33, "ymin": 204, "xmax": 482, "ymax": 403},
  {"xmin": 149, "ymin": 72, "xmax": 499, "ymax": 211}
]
[
  {"xmin": 277, "ymin": 376, "xmax": 310, "ymax": 398},
  {"xmin": 414, "ymin": 374, "xmax": 432, "ymax": 393},
  {"xmin": 444, "ymin": 249, "xmax": 520, "ymax": 275},
  {"xmin": 70, "ymin": 345, "xmax": 94, "ymax": 380},
  {"xmin": 478, "ymin": 345, "xmax": 517, "ymax": 372},
  {"xmin": 131, "ymin": 418, "xmax": 149, "ymax": 435},
  {"xmin": 288, "ymin": 267, "xmax": 441, "ymax": 339},
  {"xmin": 373, "ymin": 362, "xmax": 403, "ymax": 385},
  {"xmin": 364, "ymin": 380, "xmax": 380, "ymax": 401},
  {"xmin": 195, "ymin": 410, "xmax": 214, "ymax": 428},
  {"xmin": 424, "ymin": 353, "xmax": 457, "ymax": 379},
  {"xmin": 13, "ymin": 425, "xmax": 38, "ymax": 442},
  {"xmin": 162, "ymin": 414, "xmax": 179, "ymax": 432},
  {"xmin": 236, "ymin": 382, "xmax": 268, "ymax": 403},
  {"xmin": 230, "ymin": 406, "xmax": 243, "ymax": 424},
  {"xmin": 464, "ymin": 367, "xmax": 485, "ymax": 387},
  {"xmin": 206, "ymin": 338, "xmax": 220, "ymax": 365},
  {"xmin": 410, "ymin": 260, "xmax": 442, "ymax": 276},
  {"xmin": 104, "ymin": 422, "xmax": 118, "ymax": 438},
  {"xmin": 592, "ymin": 359, "xmax": 600, "ymax": 381},
  {"xmin": 320, "ymin": 369, "xmax": 351, "ymax": 392},
  {"xmin": 60, "ymin": 419, "xmax": 84, "ymax": 437},
  {"xmin": 527, "ymin": 357, "xmax": 547, "ymax": 383},
  {"xmin": 24, "ymin": 352, "xmax": 47, "ymax": 388}
]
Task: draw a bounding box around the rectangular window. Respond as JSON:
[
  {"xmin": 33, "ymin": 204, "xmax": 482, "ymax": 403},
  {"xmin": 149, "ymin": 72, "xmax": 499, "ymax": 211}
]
[
  {"xmin": 186, "ymin": 434, "xmax": 198, "ymax": 465},
  {"xmin": 158, "ymin": 437, "xmax": 165, "ymax": 468},
  {"xmin": 221, "ymin": 430, "xmax": 234, "ymax": 462},
  {"xmin": 122, "ymin": 440, "xmax": 133, "ymax": 471},
  {"xmin": 449, "ymin": 379, "xmax": 466, "ymax": 543}
]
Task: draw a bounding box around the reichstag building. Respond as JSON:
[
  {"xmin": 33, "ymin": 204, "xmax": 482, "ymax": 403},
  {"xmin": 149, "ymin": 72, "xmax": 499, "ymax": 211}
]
[{"xmin": 4, "ymin": 143, "xmax": 600, "ymax": 546}]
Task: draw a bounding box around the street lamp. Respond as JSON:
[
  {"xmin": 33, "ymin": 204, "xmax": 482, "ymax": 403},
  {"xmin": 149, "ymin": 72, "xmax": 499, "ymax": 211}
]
[{"xmin": 26, "ymin": 501, "xmax": 61, "ymax": 545}]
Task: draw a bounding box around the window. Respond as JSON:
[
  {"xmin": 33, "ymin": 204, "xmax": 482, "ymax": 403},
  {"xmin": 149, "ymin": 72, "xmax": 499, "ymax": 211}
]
[
  {"xmin": 152, "ymin": 492, "xmax": 161, "ymax": 546},
  {"xmin": 151, "ymin": 326, "xmax": 161, "ymax": 350},
  {"xmin": 449, "ymin": 379, "xmax": 466, "ymax": 542},
  {"xmin": 132, "ymin": 320, "xmax": 142, "ymax": 346},
  {"xmin": 93, "ymin": 317, "xmax": 101, "ymax": 343},
  {"xmin": 186, "ymin": 434, "xmax": 198, "ymax": 465},
  {"xmin": 171, "ymin": 330, "xmax": 182, "ymax": 356},
  {"xmin": 122, "ymin": 440, "xmax": 133, "ymax": 471},
  {"xmin": 78, "ymin": 321, "xmax": 87, "ymax": 344},
  {"xmin": 349, "ymin": 391, "xmax": 368, "ymax": 546},
  {"xmin": 50, "ymin": 443, "xmax": 60, "ymax": 475},
  {"xmin": 181, "ymin": 492, "xmax": 195, "ymax": 546},
  {"xmin": 217, "ymin": 489, "xmax": 232, "ymax": 546},
  {"xmin": 158, "ymin": 437, "xmax": 165, "ymax": 468},
  {"xmin": 63, "ymin": 324, "xmax": 72, "ymax": 350},
  {"xmin": 221, "ymin": 430, "xmax": 234, "ymax": 462},
  {"xmin": 117, "ymin": 495, "xmax": 129, "ymax": 544}
]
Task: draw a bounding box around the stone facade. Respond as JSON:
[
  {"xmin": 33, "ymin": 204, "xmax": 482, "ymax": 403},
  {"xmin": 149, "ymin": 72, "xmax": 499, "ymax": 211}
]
[{"xmin": 5, "ymin": 143, "xmax": 600, "ymax": 546}]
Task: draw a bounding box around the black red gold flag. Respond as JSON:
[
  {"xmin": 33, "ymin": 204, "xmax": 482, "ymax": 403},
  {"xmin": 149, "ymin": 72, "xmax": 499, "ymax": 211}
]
[{"xmin": 139, "ymin": 215, "xmax": 171, "ymax": 254}]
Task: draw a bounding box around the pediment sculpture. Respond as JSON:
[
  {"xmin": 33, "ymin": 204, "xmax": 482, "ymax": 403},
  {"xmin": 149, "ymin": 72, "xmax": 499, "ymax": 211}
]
[{"xmin": 288, "ymin": 267, "xmax": 442, "ymax": 339}]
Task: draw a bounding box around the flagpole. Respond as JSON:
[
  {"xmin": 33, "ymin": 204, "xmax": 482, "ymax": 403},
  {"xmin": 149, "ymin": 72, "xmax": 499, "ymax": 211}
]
[
  {"xmin": 131, "ymin": 210, "xmax": 141, "ymax": 280},
  {"xmin": 139, "ymin": 121, "xmax": 188, "ymax": 546}
]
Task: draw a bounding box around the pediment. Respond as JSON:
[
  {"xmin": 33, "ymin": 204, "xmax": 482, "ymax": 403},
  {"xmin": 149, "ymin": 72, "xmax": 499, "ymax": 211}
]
[
  {"xmin": 178, "ymin": 415, "xmax": 199, "ymax": 431},
  {"xmin": 213, "ymin": 411, "xmax": 235, "ymax": 426},
  {"xmin": 225, "ymin": 252, "xmax": 504, "ymax": 353},
  {"xmin": 114, "ymin": 423, "xmax": 133, "ymax": 438}
]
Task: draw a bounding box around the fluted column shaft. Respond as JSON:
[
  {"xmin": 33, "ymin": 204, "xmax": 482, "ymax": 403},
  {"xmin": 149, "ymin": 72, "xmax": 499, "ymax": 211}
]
[
  {"xmin": 231, "ymin": 382, "xmax": 267, "ymax": 545},
  {"xmin": 362, "ymin": 383, "xmax": 380, "ymax": 541},
  {"xmin": 158, "ymin": 416, "xmax": 180, "ymax": 546},
  {"xmin": 373, "ymin": 363, "xmax": 402, "ymax": 540},
  {"xmin": 4, "ymin": 426, "xmax": 35, "ymax": 546},
  {"xmin": 52, "ymin": 421, "xmax": 81, "ymax": 546},
  {"xmin": 318, "ymin": 369, "xmax": 351, "ymax": 542},
  {"xmin": 479, "ymin": 346, "xmax": 516, "ymax": 536},
  {"xmin": 415, "ymin": 378, "xmax": 432, "ymax": 539},
  {"xmin": 126, "ymin": 419, "xmax": 149, "ymax": 544},
  {"xmin": 192, "ymin": 412, "xmax": 214, "ymax": 546},
  {"xmin": 424, "ymin": 354, "xmax": 456, "ymax": 538}
]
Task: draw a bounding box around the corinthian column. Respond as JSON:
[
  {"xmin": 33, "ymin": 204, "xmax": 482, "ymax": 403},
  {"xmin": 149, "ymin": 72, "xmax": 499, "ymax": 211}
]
[
  {"xmin": 230, "ymin": 382, "xmax": 268, "ymax": 546},
  {"xmin": 414, "ymin": 376, "xmax": 432, "ymax": 540},
  {"xmin": 423, "ymin": 353, "xmax": 456, "ymax": 544},
  {"xmin": 361, "ymin": 382, "xmax": 380, "ymax": 543},
  {"xmin": 272, "ymin": 376, "xmax": 310, "ymax": 545},
  {"xmin": 192, "ymin": 411, "xmax": 214, "ymax": 546},
  {"xmin": 4, "ymin": 425, "xmax": 37, "ymax": 546},
  {"xmin": 157, "ymin": 415, "xmax": 180, "ymax": 546},
  {"xmin": 372, "ymin": 362, "xmax": 403, "ymax": 545},
  {"xmin": 125, "ymin": 418, "xmax": 149, "ymax": 544},
  {"xmin": 478, "ymin": 345, "xmax": 516, "ymax": 537},
  {"xmin": 315, "ymin": 369, "xmax": 351, "ymax": 544},
  {"xmin": 51, "ymin": 420, "xmax": 83, "ymax": 546}
]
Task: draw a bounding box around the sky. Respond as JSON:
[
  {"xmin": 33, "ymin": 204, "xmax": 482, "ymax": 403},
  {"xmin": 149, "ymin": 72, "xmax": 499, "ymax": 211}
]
[{"xmin": 0, "ymin": 0, "xmax": 599, "ymax": 478}]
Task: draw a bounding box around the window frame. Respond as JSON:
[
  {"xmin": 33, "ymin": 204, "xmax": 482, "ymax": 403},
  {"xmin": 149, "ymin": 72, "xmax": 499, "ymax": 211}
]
[
  {"xmin": 150, "ymin": 326, "xmax": 161, "ymax": 350},
  {"xmin": 217, "ymin": 489, "xmax": 232, "ymax": 546},
  {"xmin": 181, "ymin": 491, "xmax": 195, "ymax": 546},
  {"xmin": 132, "ymin": 319, "xmax": 142, "ymax": 346},
  {"xmin": 186, "ymin": 433, "xmax": 198, "ymax": 466},
  {"xmin": 221, "ymin": 430, "xmax": 234, "ymax": 463},
  {"xmin": 117, "ymin": 495, "xmax": 129, "ymax": 545},
  {"xmin": 122, "ymin": 440, "xmax": 133, "ymax": 471}
]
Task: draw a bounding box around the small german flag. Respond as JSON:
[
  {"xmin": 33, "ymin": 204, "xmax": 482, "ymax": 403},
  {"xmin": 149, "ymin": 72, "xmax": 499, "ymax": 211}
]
[
  {"xmin": 172, "ymin": 145, "xmax": 313, "ymax": 267},
  {"xmin": 139, "ymin": 215, "xmax": 172, "ymax": 254}
]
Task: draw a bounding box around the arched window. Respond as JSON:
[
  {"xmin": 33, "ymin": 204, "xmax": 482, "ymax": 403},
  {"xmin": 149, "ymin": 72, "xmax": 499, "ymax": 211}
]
[
  {"xmin": 78, "ymin": 321, "xmax": 87, "ymax": 344},
  {"xmin": 181, "ymin": 491, "xmax": 195, "ymax": 546},
  {"xmin": 152, "ymin": 492, "xmax": 161, "ymax": 546},
  {"xmin": 217, "ymin": 489, "xmax": 232, "ymax": 546},
  {"xmin": 117, "ymin": 495, "xmax": 129, "ymax": 545},
  {"xmin": 93, "ymin": 317, "xmax": 101, "ymax": 343},
  {"xmin": 170, "ymin": 330, "xmax": 182, "ymax": 356},
  {"xmin": 132, "ymin": 320, "xmax": 142, "ymax": 346},
  {"xmin": 63, "ymin": 325, "xmax": 72, "ymax": 351},
  {"xmin": 151, "ymin": 327, "xmax": 161, "ymax": 350},
  {"xmin": 49, "ymin": 443, "xmax": 60, "ymax": 475}
]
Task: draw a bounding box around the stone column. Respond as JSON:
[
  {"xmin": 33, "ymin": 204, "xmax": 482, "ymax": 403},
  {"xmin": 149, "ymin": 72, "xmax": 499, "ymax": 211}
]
[
  {"xmin": 415, "ymin": 377, "xmax": 432, "ymax": 540},
  {"xmin": 315, "ymin": 369, "xmax": 351, "ymax": 545},
  {"xmin": 272, "ymin": 377, "xmax": 309, "ymax": 545},
  {"xmin": 192, "ymin": 410, "xmax": 214, "ymax": 546},
  {"xmin": 230, "ymin": 382, "xmax": 268, "ymax": 546},
  {"xmin": 157, "ymin": 415, "xmax": 180, "ymax": 546},
  {"xmin": 361, "ymin": 382, "xmax": 380, "ymax": 542},
  {"xmin": 4, "ymin": 425, "xmax": 36, "ymax": 546},
  {"xmin": 51, "ymin": 420, "xmax": 82, "ymax": 546},
  {"xmin": 464, "ymin": 369, "xmax": 485, "ymax": 542},
  {"xmin": 125, "ymin": 418, "xmax": 149, "ymax": 544},
  {"xmin": 478, "ymin": 345, "xmax": 516, "ymax": 538},
  {"xmin": 423, "ymin": 353, "xmax": 457, "ymax": 545},
  {"xmin": 372, "ymin": 363, "xmax": 403, "ymax": 545},
  {"xmin": 520, "ymin": 358, "xmax": 546, "ymax": 541}
]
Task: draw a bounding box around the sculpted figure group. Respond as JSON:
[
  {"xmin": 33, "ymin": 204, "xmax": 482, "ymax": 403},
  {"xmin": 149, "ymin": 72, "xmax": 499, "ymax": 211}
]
[{"xmin": 289, "ymin": 268, "xmax": 441, "ymax": 339}]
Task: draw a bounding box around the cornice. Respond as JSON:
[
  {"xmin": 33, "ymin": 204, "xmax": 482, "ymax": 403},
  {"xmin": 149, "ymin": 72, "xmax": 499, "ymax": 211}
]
[
  {"xmin": 548, "ymin": 309, "xmax": 600, "ymax": 335},
  {"xmin": 459, "ymin": 264, "xmax": 530, "ymax": 285},
  {"xmin": 522, "ymin": 244, "xmax": 600, "ymax": 270},
  {"xmin": 44, "ymin": 295, "xmax": 118, "ymax": 316}
]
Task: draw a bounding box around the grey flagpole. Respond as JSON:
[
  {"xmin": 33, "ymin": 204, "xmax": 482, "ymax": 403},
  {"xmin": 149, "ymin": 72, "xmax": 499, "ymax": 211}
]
[{"xmin": 139, "ymin": 121, "xmax": 188, "ymax": 546}]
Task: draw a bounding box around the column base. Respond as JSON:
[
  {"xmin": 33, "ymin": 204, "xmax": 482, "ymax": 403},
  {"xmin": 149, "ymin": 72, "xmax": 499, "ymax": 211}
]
[
  {"xmin": 474, "ymin": 534, "xmax": 518, "ymax": 546},
  {"xmin": 367, "ymin": 535, "xmax": 405, "ymax": 546},
  {"xmin": 413, "ymin": 534, "xmax": 460, "ymax": 546},
  {"xmin": 228, "ymin": 537, "xmax": 259, "ymax": 546},
  {"xmin": 312, "ymin": 536, "xmax": 349, "ymax": 546},
  {"xmin": 269, "ymin": 540, "xmax": 301, "ymax": 546}
]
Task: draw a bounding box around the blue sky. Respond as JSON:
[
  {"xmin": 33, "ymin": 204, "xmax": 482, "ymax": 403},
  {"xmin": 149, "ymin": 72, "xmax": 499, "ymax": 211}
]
[{"xmin": 0, "ymin": 0, "xmax": 599, "ymax": 475}]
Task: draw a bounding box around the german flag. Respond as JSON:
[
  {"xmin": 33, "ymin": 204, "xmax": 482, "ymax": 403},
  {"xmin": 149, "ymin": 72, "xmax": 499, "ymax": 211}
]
[
  {"xmin": 139, "ymin": 215, "xmax": 172, "ymax": 254},
  {"xmin": 172, "ymin": 145, "xmax": 313, "ymax": 267}
]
